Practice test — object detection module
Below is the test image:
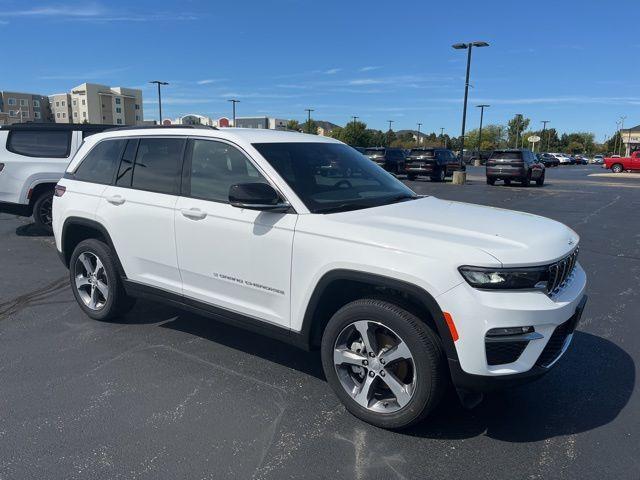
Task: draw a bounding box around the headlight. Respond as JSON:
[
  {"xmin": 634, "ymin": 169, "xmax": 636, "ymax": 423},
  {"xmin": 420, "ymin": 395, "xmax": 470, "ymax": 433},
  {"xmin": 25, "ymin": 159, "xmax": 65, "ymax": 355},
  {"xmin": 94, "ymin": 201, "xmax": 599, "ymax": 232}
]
[{"xmin": 458, "ymin": 266, "xmax": 548, "ymax": 290}]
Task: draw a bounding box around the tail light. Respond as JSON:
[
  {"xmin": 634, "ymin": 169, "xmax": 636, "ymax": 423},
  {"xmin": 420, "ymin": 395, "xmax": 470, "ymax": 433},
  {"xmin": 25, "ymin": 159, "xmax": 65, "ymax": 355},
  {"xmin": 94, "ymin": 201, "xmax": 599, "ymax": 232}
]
[{"xmin": 54, "ymin": 185, "xmax": 66, "ymax": 197}]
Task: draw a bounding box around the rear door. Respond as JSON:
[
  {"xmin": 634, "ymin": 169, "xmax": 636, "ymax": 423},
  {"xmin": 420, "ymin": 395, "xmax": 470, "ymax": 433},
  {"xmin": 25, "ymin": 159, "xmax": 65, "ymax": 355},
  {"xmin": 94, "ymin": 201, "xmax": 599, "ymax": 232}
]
[
  {"xmin": 96, "ymin": 136, "xmax": 186, "ymax": 293},
  {"xmin": 175, "ymin": 138, "xmax": 296, "ymax": 328}
]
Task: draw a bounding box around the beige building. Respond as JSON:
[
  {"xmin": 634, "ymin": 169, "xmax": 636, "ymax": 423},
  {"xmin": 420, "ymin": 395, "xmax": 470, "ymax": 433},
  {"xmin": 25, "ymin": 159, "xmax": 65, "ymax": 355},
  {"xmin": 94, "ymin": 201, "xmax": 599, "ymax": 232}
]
[
  {"xmin": 66, "ymin": 83, "xmax": 143, "ymax": 125},
  {"xmin": 49, "ymin": 93, "xmax": 73, "ymax": 123},
  {"xmin": 0, "ymin": 91, "xmax": 52, "ymax": 124},
  {"xmin": 621, "ymin": 124, "xmax": 640, "ymax": 156}
]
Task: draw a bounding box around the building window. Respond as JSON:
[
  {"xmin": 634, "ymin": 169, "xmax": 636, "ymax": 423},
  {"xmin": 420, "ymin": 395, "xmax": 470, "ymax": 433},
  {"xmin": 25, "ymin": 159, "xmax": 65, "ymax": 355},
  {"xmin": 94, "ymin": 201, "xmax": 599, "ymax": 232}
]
[
  {"xmin": 22, "ymin": 111, "xmax": 29, "ymax": 117},
  {"xmin": 74, "ymin": 112, "xmax": 78, "ymax": 118},
  {"xmin": 116, "ymin": 107, "xmax": 122, "ymax": 114},
  {"xmin": 116, "ymin": 119, "xmax": 123, "ymax": 124},
  {"xmin": 135, "ymin": 104, "xmax": 140, "ymax": 110},
  {"xmin": 136, "ymin": 115, "xmax": 140, "ymax": 121},
  {"xmin": 82, "ymin": 112, "xmax": 87, "ymax": 118},
  {"xmin": 56, "ymin": 113, "xmax": 60, "ymax": 118},
  {"xmin": 33, "ymin": 100, "xmax": 40, "ymax": 108},
  {"xmin": 102, "ymin": 104, "xmax": 105, "ymax": 108},
  {"xmin": 20, "ymin": 99, "xmax": 27, "ymax": 106},
  {"xmin": 61, "ymin": 101, "xmax": 66, "ymax": 106},
  {"xmin": 56, "ymin": 102, "xmax": 60, "ymax": 107},
  {"xmin": 34, "ymin": 111, "xmax": 41, "ymax": 119},
  {"xmin": 62, "ymin": 113, "xmax": 66, "ymax": 118},
  {"xmin": 9, "ymin": 110, "xmax": 15, "ymax": 116},
  {"xmin": 115, "ymin": 98, "xmax": 121, "ymax": 104},
  {"xmin": 82, "ymin": 99, "xmax": 86, "ymax": 106},
  {"xmin": 8, "ymin": 98, "xmax": 16, "ymax": 106},
  {"xmin": 73, "ymin": 100, "xmax": 77, "ymax": 106},
  {"xmin": 102, "ymin": 116, "xmax": 106, "ymax": 121}
]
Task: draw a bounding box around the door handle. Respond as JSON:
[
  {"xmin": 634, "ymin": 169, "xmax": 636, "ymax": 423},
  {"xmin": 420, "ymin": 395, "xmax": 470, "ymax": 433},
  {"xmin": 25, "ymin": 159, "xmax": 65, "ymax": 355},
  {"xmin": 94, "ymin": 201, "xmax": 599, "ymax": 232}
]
[
  {"xmin": 106, "ymin": 194, "xmax": 125, "ymax": 205},
  {"xmin": 181, "ymin": 208, "xmax": 207, "ymax": 220}
]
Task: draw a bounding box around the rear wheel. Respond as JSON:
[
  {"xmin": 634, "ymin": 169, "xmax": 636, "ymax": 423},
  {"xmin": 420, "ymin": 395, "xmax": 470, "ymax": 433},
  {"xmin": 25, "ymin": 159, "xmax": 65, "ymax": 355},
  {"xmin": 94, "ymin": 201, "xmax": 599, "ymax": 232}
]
[
  {"xmin": 611, "ymin": 163, "xmax": 623, "ymax": 173},
  {"xmin": 407, "ymin": 174, "xmax": 417, "ymax": 181},
  {"xmin": 69, "ymin": 239, "xmax": 136, "ymax": 321},
  {"xmin": 536, "ymin": 171, "xmax": 545, "ymax": 186},
  {"xmin": 521, "ymin": 171, "xmax": 531, "ymax": 187},
  {"xmin": 431, "ymin": 167, "xmax": 445, "ymax": 182},
  {"xmin": 504, "ymin": 179, "xmax": 511, "ymax": 186},
  {"xmin": 321, "ymin": 299, "xmax": 446, "ymax": 429},
  {"xmin": 32, "ymin": 189, "xmax": 54, "ymax": 232},
  {"xmin": 486, "ymin": 177, "xmax": 495, "ymax": 185}
]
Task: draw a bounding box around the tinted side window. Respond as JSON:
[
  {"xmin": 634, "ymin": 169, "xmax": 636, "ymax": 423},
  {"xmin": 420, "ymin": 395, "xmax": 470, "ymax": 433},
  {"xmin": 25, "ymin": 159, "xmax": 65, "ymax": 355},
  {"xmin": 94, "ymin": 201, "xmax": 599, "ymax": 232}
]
[
  {"xmin": 188, "ymin": 139, "xmax": 268, "ymax": 202},
  {"xmin": 115, "ymin": 139, "xmax": 138, "ymax": 187},
  {"xmin": 7, "ymin": 130, "xmax": 71, "ymax": 158},
  {"xmin": 74, "ymin": 140, "xmax": 126, "ymax": 184},
  {"xmin": 131, "ymin": 138, "xmax": 185, "ymax": 195}
]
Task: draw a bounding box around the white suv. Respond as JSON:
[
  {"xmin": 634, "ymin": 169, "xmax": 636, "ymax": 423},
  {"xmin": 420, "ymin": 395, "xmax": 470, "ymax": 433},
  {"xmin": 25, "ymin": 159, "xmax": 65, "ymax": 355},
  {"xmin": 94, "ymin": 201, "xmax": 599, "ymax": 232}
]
[
  {"xmin": 53, "ymin": 126, "xmax": 587, "ymax": 429},
  {"xmin": 0, "ymin": 124, "xmax": 112, "ymax": 229}
]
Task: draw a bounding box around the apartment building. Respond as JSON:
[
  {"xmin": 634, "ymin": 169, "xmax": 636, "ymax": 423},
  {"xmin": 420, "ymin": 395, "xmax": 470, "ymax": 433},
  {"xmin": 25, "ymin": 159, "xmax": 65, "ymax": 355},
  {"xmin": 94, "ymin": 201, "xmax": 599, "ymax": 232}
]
[
  {"xmin": 234, "ymin": 116, "xmax": 288, "ymax": 130},
  {"xmin": 0, "ymin": 91, "xmax": 52, "ymax": 124},
  {"xmin": 49, "ymin": 93, "xmax": 73, "ymax": 123},
  {"xmin": 67, "ymin": 83, "xmax": 144, "ymax": 125}
]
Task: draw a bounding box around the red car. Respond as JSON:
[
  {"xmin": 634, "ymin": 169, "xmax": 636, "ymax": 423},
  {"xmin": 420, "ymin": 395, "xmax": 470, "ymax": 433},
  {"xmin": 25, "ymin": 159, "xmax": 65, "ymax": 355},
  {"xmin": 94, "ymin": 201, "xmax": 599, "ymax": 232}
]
[{"xmin": 604, "ymin": 151, "xmax": 640, "ymax": 173}]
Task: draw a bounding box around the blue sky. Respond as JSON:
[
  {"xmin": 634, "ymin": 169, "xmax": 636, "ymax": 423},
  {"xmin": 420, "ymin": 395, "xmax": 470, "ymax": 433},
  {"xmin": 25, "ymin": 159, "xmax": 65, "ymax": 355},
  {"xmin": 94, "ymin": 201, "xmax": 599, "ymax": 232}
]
[{"xmin": 0, "ymin": 0, "xmax": 638, "ymax": 139}]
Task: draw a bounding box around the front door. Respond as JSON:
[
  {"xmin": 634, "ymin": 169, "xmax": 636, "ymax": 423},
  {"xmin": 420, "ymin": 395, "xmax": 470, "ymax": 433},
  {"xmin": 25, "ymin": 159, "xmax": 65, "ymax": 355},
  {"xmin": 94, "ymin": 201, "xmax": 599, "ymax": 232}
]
[{"xmin": 175, "ymin": 138, "xmax": 297, "ymax": 328}]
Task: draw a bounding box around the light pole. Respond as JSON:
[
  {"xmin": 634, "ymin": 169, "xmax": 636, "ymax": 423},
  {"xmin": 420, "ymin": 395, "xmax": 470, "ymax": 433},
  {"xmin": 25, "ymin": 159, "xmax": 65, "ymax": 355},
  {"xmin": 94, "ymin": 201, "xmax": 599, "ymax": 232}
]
[
  {"xmin": 387, "ymin": 120, "xmax": 394, "ymax": 131},
  {"xmin": 149, "ymin": 80, "xmax": 168, "ymax": 125},
  {"xmin": 305, "ymin": 108, "xmax": 314, "ymax": 133},
  {"xmin": 619, "ymin": 115, "xmax": 627, "ymax": 156},
  {"xmin": 452, "ymin": 41, "xmax": 489, "ymax": 161},
  {"xmin": 351, "ymin": 115, "xmax": 359, "ymax": 126},
  {"xmin": 476, "ymin": 104, "xmax": 489, "ymax": 160},
  {"xmin": 614, "ymin": 121, "xmax": 621, "ymax": 155},
  {"xmin": 541, "ymin": 120, "xmax": 550, "ymax": 152},
  {"xmin": 228, "ymin": 99, "xmax": 240, "ymax": 127},
  {"xmin": 416, "ymin": 122, "xmax": 422, "ymax": 146},
  {"xmin": 440, "ymin": 127, "xmax": 445, "ymax": 147}
]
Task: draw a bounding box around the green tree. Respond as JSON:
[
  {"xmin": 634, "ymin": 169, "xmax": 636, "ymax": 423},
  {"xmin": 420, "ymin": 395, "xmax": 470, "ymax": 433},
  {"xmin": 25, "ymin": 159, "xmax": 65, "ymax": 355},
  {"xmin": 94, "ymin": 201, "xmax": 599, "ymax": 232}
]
[
  {"xmin": 300, "ymin": 119, "xmax": 318, "ymax": 135},
  {"xmin": 385, "ymin": 129, "xmax": 397, "ymax": 146},
  {"xmin": 464, "ymin": 124, "xmax": 505, "ymax": 152},
  {"xmin": 286, "ymin": 119, "xmax": 300, "ymax": 131},
  {"xmin": 507, "ymin": 114, "xmax": 530, "ymax": 148}
]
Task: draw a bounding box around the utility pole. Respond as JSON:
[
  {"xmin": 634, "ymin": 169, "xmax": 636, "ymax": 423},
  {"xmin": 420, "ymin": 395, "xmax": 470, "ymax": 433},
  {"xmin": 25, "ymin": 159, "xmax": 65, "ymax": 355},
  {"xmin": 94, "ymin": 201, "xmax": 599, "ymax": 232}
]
[
  {"xmin": 440, "ymin": 127, "xmax": 445, "ymax": 147},
  {"xmin": 476, "ymin": 104, "xmax": 489, "ymax": 160},
  {"xmin": 619, "ymin": 116, "xmax": 627, "ymax": 156},
  {"xmin": 149, "ymin": 80, "xmax": 169, "ymax": 125},
  {"xmin": 541, "ymin": 120, "xmax": 550, "ymax": 152},
  {"xmin": 305, "ymin": 108, "xmax": 314, "ymax": 133},
  {"xmin": 452, "ymin": 41, "xmax": 489, "ymax": 161},
  {"xmin": 416, "ymin": 123, "xmax": 422, "ymax": 146},
  {"xmin": 228, "ymin": 99, "xmax": 240, "ymax": 127}
]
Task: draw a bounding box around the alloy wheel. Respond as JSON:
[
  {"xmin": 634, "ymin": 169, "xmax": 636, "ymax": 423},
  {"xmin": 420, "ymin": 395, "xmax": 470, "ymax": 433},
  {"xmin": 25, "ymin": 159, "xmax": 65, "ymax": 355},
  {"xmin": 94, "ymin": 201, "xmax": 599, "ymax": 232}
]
[
  {"xmin": 74, "ymin": 252, "xmax": 109, "ymax": 310},
  {"xmin": 333, "ymin": 320, "xmax": 416, "ymax": 413},
  {"xmin": 38, "ymin": 197, "xmax": 53, "ymax": 227}
]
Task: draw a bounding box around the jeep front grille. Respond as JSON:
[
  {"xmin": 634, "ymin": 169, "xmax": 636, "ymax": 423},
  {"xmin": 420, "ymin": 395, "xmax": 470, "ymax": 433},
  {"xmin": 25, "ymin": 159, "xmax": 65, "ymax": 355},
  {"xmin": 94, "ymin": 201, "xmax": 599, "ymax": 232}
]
[{"xmin": 547, "ymin": 247, "xmax": 579, "ymax": 295}]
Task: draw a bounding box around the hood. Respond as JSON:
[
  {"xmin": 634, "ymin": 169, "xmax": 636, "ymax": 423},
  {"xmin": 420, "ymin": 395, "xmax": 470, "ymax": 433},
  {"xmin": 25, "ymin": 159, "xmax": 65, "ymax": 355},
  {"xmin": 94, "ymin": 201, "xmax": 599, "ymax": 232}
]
[{"xmin": 312, "ymin": 197, "xmax": 578, "ymax": 267}]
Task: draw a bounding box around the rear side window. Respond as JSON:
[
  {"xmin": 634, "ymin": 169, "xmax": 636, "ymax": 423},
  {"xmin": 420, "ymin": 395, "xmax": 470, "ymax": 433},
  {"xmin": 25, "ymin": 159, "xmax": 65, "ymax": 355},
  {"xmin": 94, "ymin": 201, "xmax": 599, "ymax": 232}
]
[
  {"xmin": 131, "ymin": 138, "xmax": 185, "ymax": 195},
  {"xmin": 74, "ymin": 139, "xmax": 126, "ymax": 184},
  {"xmin": 187, "ymin": 139, "xmax": 268, "ymax": 202},
  {"xmin": 7, "ymin": 130, "xmax": 71, "ymax": 158}
]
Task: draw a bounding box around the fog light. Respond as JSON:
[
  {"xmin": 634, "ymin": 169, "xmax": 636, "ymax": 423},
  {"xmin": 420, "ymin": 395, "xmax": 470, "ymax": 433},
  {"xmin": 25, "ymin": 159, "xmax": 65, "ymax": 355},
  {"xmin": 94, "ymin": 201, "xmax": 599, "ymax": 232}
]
[{"xmin": 486, "ymin": 326, "xmax": 534, "ymax": 337}]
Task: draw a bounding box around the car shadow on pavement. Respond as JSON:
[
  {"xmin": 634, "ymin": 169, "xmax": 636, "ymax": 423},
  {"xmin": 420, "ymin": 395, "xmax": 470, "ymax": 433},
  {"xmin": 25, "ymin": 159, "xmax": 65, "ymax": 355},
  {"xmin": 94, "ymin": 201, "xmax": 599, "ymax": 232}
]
[
  {"xmin": 405, "ymin": 331, "xmax": 634, "ymax": 442},
  {"xmin": 153, "ymin": 306, "xmax": 325, "ymax": 380},
  {"xmin": 15, "ymin": 223, "xmax": 52, "ymax": 237}
]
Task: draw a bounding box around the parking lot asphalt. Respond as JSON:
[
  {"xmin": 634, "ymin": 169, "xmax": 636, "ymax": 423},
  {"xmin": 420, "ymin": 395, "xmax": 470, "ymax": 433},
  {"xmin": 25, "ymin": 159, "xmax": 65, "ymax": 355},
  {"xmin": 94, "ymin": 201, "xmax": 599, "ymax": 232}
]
[{"xmin": 1, "ymin": 165, "xmax": 638, "ymax": 479}]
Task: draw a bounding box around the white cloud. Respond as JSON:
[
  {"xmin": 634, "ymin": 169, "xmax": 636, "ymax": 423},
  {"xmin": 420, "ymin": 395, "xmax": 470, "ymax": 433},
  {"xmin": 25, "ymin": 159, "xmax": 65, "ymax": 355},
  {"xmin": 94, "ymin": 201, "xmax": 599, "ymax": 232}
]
[
  {"xmin": 323, "ymin": 68, "xmax": 341, "ymax": 75},
  {"xmin": 348, "ymin": 79, "xmax": 382, "ymax": 85},
  {"xmin": 360, "ymin": 66, "xmax": 381, "ymax": 72},
  {"xmin": 0, "ymin": 3, "xmax": 197, "ymax": 22},
  {"xmin": 196, "ymin": 79, "xmax": 225, "ymax": 85}
]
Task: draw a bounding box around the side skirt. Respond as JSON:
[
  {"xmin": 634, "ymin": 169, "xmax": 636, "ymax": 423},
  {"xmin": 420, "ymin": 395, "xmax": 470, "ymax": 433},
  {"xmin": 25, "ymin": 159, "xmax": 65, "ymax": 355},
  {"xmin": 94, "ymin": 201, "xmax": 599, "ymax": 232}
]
[{"xmin": 122, "ymin": 280, "xmax": 311, "ymax": 351}]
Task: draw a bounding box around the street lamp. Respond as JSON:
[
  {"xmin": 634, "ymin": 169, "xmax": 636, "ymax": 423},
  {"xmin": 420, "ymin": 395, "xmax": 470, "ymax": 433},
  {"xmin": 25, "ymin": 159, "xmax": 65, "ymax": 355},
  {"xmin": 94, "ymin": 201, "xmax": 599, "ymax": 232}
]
[
  {"xmin": 541, "ymin": 120, "xmax": 550, "ymax": 152},
  {"xmin": 228, "ymin": 99, "xmax": 240, "ymax": 127},
  {"xmin": 387, "ymin": 120, "xmax": 394, "ymax": 131},
  {"xmin": 440, "ymin": 127, "xmax": 446, "ymax": 147},
  {"xmin": 476, "ymin": 104, "xmax": 489, "ymax": 160},
  {"xmin": 149, "ymin": 80, "xmax": 168, "ymax": 125},
  {"xmin": 305, "ymin": 108, "xmax": 315, "ymax": 133},
  {"xmin": 514, "ymin": 113, "xmax": 523, "ymax": 148},
  {"xmin": 619, "ymin": 115, "xmax": 627, "ymax": 156},
  {"xmin": 416, "ymin": 122, "xmax": 422, "ymax": 146},
  {"xmin": 452, "ymin": 41, "xmax": 489, "ymax": 161},
  {"xmin": 351, "ymin": 115, "xmax": 359, "ymax": 126}
]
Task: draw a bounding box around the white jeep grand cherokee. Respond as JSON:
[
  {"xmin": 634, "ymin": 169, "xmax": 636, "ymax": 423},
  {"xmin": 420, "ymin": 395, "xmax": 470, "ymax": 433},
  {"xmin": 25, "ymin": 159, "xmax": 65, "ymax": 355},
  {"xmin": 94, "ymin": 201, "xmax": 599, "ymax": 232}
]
[{"xmin": 52, "ymin": 126, "xmax": 587, "ymax": 429}]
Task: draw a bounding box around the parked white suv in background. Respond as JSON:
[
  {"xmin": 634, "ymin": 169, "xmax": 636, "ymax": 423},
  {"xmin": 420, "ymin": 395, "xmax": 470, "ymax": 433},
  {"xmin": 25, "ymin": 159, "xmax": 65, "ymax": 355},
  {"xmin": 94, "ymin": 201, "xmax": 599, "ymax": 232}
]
[
  {"xmin": 52, "ymin": 126, "xmax": 587, "ymax": 429},
  {"xmin": 0, "ymin": 124, "xmax": 112, "ymax": 230}
]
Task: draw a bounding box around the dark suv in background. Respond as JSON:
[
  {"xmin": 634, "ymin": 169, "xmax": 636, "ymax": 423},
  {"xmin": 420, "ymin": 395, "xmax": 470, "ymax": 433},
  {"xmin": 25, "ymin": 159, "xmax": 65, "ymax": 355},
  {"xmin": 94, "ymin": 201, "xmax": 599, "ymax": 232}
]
[
  {"xmin": 364, "ymin": 147, "xmax": 406, "ymax": 175},
  {"xmin": 486, "ymin": 149, "xmax": 545, "ymax": 186},
  {"xmin": 405, "ymin": 147, "xmax": 463, "ymax": 181}
]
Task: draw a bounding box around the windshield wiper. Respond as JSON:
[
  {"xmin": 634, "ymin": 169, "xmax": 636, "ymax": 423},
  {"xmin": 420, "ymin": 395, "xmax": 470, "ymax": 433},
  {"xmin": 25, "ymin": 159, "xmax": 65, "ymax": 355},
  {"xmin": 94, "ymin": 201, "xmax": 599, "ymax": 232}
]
[
  {"xmin": 386, "ymin": 194, "xmax": 419, "ymax": 204},
  {"xmin": 314, "ymin": 202, "xmax": 373, "ymax": 214}
]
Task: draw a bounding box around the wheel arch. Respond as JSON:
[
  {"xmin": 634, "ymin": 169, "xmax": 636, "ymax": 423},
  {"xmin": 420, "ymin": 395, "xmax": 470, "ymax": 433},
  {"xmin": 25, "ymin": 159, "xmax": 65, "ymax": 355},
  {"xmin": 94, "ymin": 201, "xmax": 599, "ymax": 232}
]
[
  {"xmin": 299, "ymin": 269, "xmax": 458, "ymax": 362},
  {"xmin": 61, "ymin": 217, "xmax": 127, "ymax": 278}
]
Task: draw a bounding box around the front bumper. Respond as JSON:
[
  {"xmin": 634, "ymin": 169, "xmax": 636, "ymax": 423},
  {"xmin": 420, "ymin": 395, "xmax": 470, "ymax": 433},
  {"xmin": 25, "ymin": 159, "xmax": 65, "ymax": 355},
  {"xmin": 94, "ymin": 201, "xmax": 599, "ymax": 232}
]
[{"xmin": 436, "ymin": 263, "xmax": 587, "ymax": 390}]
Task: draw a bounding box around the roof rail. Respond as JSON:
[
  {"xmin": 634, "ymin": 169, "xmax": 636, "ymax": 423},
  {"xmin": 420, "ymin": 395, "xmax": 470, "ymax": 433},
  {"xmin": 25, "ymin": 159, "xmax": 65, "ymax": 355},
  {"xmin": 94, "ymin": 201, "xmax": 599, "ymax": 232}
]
[
  {"xmin": 102, "ymin": 125, "xmax": 218, "ymax": 133},
  {"xmin": 0, "ymin": 123, "xmax": 118, "ymax": 132}
]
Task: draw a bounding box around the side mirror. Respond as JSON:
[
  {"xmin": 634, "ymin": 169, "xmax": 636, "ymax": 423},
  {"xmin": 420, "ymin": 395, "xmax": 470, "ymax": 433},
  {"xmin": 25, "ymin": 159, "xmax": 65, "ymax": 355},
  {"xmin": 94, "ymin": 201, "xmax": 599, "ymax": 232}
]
[{"xmin": 229, "ymin": 183, "xmax": 290, "ymax": 212}]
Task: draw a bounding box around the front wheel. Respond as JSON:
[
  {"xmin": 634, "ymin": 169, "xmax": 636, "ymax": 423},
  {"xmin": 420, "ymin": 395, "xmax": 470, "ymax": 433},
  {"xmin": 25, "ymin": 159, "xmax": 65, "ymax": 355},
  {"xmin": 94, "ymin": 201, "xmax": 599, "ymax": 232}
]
[
  {"xmin": 521, "ymin": 172, "xmax": 531, "ymax": 187},
  {"xmin": 486, "ymin": 177, "xmax": 495, "ymax": 185},
  {"xmin": 69, "ymin": 239, "xmax": 136, "ymax": 321},
  {"xmin": 431, "ymin": 167, "xmax": 445, "ymax": 182},
  {"xmin": 611, "ymin": 163, "xmax": 623, "ymax": 173},
  {"xmin": 321, "ymin": 299, "xmax": 446, "ymax": 429},
  {"xmin": 536, "ymin": 171, "xmax": 545, "ymax": 186}
]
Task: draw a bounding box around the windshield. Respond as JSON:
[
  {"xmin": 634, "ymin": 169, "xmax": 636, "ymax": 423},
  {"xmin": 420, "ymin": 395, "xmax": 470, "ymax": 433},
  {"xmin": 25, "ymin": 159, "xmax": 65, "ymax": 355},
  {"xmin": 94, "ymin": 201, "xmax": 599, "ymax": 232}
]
[
  {"xmin": 364, "ymin": 148, "xmax": 385, "ymax": 157},
  {"xmin": 490, "ymin": 151, "xmax": 522, "ymax": 160},
  {"xmin": 409, "ymin": 149, "xmax": 435, "ymax": 157},
  {"xmin": 253, "ymin": 142, "xmax": 417, "ymax": 213}
]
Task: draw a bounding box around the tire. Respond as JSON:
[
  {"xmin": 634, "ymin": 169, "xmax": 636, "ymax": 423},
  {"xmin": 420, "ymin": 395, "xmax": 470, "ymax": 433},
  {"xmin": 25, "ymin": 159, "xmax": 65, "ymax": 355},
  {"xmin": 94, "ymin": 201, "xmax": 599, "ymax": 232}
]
[
  {"xmin": 504, "ymin": 179, "xmax": 511, "ymax": 186},
  {"xmin": 32, "ymin": 188, "xmax": 54, "ymax": 232},
  {"xmin": 69, "ymin": 239, "xmax": 136, "ymax": 321},
  {"xmin": 407, "ymin": 174, "xmax": 417, "ymax": 181},
  {"xmin": 521, "ymin": 172, "xmax": 531, "ymax": 187},
  {"xmin": 536, "ymin": 171, "xmax": 545, "ymax": 186},
  {"xmin": 486, "ymin": 177, "xmax": 495, "ymax": 185},
  {"xmin": 611, "ymin": 163, "xmax": 623, "ymax": 173},
  {"xmin": 321, "ymin": 298, "xmax": 446, "ymax": 429},
  {"xmin": 431, "ymin": 167, "xmax": 445, "ymax": 182}
]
